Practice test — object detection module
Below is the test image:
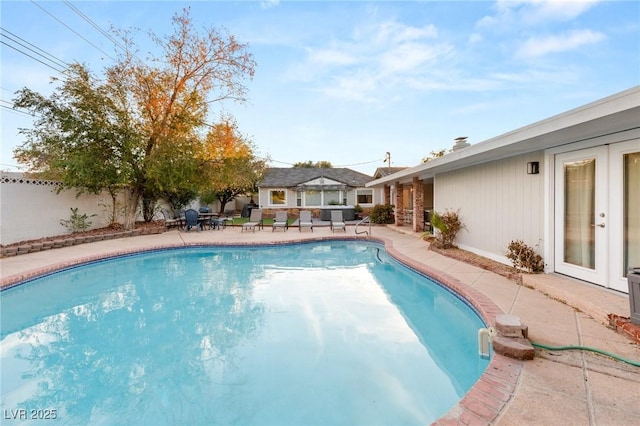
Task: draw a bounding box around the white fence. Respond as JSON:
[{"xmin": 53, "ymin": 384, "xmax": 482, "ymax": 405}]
[
  {"xmin": 0, "ymin": 173, "xmax": 125, "ymax": 245},
  {"xmin": 0, "ymin": 172, "xmax": 249, "ymax": 246}
]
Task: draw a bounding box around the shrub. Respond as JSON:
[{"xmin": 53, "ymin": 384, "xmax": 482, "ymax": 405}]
[
  {"xmin": 60, "ymin": 207, "xmax": 97, "ymax": 233},
  {"xmin": 430, "ymin": 209, "xmax": 465, "ymax": 249},
  {"xmin": 370, "ymin": 204, "xmax": 395, "ymax": 224},
  {"xmin": 506, "ymin": 240, "xmax": 544, "ymax": 273}
]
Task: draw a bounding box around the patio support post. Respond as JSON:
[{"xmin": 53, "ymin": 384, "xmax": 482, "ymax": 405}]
[
  {"xmin": 394, "ymin": 182, "xmax": 404, "ymax": 226},
  {"xmin": 412, "ymin": 177, "xmax": 424, "ymax": 233},
  {"xmin": 384, "ymin": 185, "xmax": 391, "ymax": 205}
]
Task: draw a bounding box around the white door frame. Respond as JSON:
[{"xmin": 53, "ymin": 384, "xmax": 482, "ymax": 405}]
[
  {"xmin": 545, "ymin": 133, "xmax": 640, "ymax": 293},
  {"xmin": 554, "ymin": 147, "xmax": 608, "ymax": 285}
]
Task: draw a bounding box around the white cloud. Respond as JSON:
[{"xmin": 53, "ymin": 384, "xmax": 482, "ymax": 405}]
[
  {"xmin": 521, "ymin": 0, "xmax": 600, "ymax": 25},
  {"xmin": 307, "ymin": 48, "xmax": 358, "ymax": 66},
  {"xmin": 290, "ymin": 19, "xmax": 450, "ymax": 103},
  {"xmin": 517, "ymin": 29, "xmax": 606, "ymax": 57},
  {"xmin": 260, "ymin": 0, "xmax": 280, "ymax": 10},
  {"xmin": 477, "ymin": 0, "xmax": 600, "ymax": 30}
]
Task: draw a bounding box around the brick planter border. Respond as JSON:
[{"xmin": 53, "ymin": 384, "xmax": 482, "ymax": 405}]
[{"xmin": 1, "ymin": 227, "xmax": 165, "ymax": 258}]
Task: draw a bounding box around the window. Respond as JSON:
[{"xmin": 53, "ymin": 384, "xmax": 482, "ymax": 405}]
[
  {"xmin": 297, "ymin": 191, "xmax": 302, "ymax": 207},
  {"xmin": 269, "ymin": 190, "xmax": 286, "ymax": 205},
  {"xmin": 356, "ymin": 189, "xmax": 373, "ymax": 205},
  {"xmin": 305, "ymin": 190, "xmax": 321, "ymax": 206},
  {"xmin": 324, "ymin": 190, "xmax": 341, "ymax": 206}
]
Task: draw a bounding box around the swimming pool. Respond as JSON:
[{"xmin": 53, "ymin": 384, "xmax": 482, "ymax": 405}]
[{"xmin": 1, "ymin": 241, "xmax": 490, "ymax": 425}]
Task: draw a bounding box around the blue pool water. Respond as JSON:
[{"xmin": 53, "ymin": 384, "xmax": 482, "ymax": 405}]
[{"xmin": 1, "ymin": 242, "xmax": 489, "ymax": 425}]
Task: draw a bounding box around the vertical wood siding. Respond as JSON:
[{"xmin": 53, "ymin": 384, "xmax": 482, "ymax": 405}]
[{"xmin": 434, "ymin": 152, "xmax": 544, "ymax": 263}]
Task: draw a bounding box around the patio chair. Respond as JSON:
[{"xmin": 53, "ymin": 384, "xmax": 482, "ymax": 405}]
[
  {"xmin": 184, "ymin": 209, "xmax": 202, "ymax": 232},
  {"xmin": 298, "ymin": 211, "xmax": 313, "ymax": 232},
  {"xmin": 161, "ymin": 209, "xmax": 182, "ymax": 229},
  {"xmin": 423, "ymin": 210, "xmax": 432, "ymax": 233},
  {"xmin": 241, "ymin": 208, "xmax": 263, "ymax": 232},
  {"xmin": 330, "ymin": 210, "xmax": 346, "ymax": 233},
  {"xmin": 272, "ymin": 211, "xmax": 288, "ymax": 232}
]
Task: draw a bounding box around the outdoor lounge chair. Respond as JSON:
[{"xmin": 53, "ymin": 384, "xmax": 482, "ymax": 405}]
[
  {"xmin": 184, "ymin": 209, "xmax": 201, "ymax": 232},
  {"xmin": 241, "ymin": 208, "xmax": 263, "ymax": 232},
  {"xmin": 162, "ymin": 209, "xmax": 182, "ymax": 229},
  {"xmin": 330, "ymin": 210, "xmax": 346, "ymax": 233},
  {"xmin": 298, "ymin": 211, "xmax": 313, "ymax": 232},
  {"xmin": 272, "ymin": 211, "xmax": 288, "ymax": 232}
]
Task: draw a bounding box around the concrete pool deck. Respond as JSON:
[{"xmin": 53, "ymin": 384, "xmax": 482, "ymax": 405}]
[{"xmin": 1, "ymin": 225, "xmax": 639, "ymax": 425}]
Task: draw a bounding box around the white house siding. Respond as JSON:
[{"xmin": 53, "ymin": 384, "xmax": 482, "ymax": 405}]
[
  {"xmin": 1, "ymin": 174, "xmax": 116, "ymax": 245},
  {"xmin": 434, "ymin": 151, "xmax": 545, "ymax": 264}
]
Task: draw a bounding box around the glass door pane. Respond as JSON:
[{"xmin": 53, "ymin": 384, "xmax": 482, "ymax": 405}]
[
  {"xmin": 624, "ymin": 152, "xmax": 640, "ymax": 273},
  {"xmin": 564, "ymin": 159, "xmax": 596, "ymax": 269}
]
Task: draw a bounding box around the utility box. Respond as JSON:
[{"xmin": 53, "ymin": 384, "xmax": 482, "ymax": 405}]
[{"xmin": 628, "ymin": 268, "xmax": 640, "ymax": 325}]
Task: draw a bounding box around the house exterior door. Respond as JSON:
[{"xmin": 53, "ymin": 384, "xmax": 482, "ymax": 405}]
[{"xmin": 554, "ymin": 141, "xmax": 640, "ymax": 292}]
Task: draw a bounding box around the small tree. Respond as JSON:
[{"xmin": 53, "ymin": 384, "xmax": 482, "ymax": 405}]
[{"xmin": 430, "ymin": 209, "xmax": 465, "ymax": 249}]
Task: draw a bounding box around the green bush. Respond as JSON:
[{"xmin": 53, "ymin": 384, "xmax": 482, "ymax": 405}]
[
  {"xmin": 370, "ymin": 204, "xmax": 395, "ymax": 224},
  {"xmin": 431, "ymin": 209, "xmax": 465, "ymax": 249},
  {"xmin": 60, "ymin": 207, "xmax": 96, "ymax": 233}
]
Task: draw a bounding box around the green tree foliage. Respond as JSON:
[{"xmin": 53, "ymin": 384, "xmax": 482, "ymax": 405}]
[
  {"xmin": 12, "ymin": 8, "xmax": 255, "ymax": 229},
  {"xmin": 293, "ymin": 161, "xmax": 333, "ymax": 168}
]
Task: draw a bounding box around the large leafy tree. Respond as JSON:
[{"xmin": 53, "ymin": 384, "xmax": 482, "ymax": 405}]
[
  {"xmin": 199, "ymin": 116, "xmax": 266, "ymax": 214},
  {"xmin": 13, "ymin": 8, "xmax": 255, "ymax": 229}
]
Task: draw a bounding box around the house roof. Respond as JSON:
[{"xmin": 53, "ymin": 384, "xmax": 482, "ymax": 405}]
[
  {"xmin": 367, "ymin": 86, "xmax": 640, "ymax": 187},
  {"xmin": 260, "ymin": 168, "xmax": 374, "ymax": 188},
  {"xmin": 372, "ymin": 167, "xmax": 408, "ymax": 179}
]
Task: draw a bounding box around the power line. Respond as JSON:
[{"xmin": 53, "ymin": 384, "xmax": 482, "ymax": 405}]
[
  {"xmin": 62, "ymin": 1, "xmax": 128, "ymax": 53},
  {"xmin": 0, "ymin": 40, "xmax": 66, "ymax": 74},
  {"xmin": 30, "ymin": 0, "xmax": 115, "ymax": 61},
  {"xmin": 0, "ymin": 27, "xmax": 69, "ymax": 70},
  {"xmin": 0, "ymin": 104, "xmax": 36, "ymax": 117}
]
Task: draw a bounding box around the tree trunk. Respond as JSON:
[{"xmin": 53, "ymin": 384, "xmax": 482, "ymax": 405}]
[{"xmin": 122, "ymin": 187, "xmax": 142, "ymax": 230}]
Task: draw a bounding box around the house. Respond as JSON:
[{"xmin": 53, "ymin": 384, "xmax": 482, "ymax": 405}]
[
  {"xmin": 256, "ymin": 168, "xmax": 383, "ymax": 218},
  {"xmin": 367, "ymin": 86, "xmax": 640, "ymax": 294}
]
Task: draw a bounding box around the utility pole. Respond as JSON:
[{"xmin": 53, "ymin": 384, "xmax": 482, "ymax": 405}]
[{"xmin": 384, "ymin": 152, "xmax": 391, "ymax": 170}]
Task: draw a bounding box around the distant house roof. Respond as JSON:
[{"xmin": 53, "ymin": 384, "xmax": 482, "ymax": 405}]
[
  {"xmin": 372, "ymin": 167, "xmax": 409, "ymax": 179},
  {"xmin": 259, "ymin": 168, "xmax": 373, "ymax": 189}
]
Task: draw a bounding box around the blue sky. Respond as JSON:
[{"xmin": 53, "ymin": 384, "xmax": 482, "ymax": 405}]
[{"xmin": 2, "ymin": 1, "xmax": 639, "ymax": 176}]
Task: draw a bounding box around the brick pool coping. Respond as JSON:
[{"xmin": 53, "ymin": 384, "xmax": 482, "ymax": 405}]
[{"xmin": 1, "ymin": 235, "xmax": 522, "ymax": 425}]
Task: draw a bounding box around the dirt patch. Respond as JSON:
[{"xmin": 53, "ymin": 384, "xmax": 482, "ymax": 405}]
[{"xmin": 429, "ymin": 244, "xmax": 523, "ymax": 283}]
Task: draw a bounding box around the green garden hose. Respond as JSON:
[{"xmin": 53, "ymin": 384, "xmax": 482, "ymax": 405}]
[{"xmin": 530, "ymin": 342, "xmax": 640, "ymax": 367}]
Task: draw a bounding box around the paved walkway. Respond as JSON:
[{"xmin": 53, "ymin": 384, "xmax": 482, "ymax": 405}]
[{"xmin": 1, "ymin": 225, "xmax": 639, "ymax": 425}]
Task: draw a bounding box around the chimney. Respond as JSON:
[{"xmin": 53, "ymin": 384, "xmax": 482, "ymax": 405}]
[{"xmin": 452, "ymin": 136, "xmax": 470, "ymax": 151}]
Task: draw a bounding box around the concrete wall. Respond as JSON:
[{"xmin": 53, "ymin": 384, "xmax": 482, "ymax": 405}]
[{"xmin": 434, "ymin": 151, "xmax": 545, "ymax": 264}]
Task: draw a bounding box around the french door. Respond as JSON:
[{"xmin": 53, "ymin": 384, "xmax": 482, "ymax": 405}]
[{"xmin": 554, "ymin": 141, "xmax": 640, "ymax": 292}]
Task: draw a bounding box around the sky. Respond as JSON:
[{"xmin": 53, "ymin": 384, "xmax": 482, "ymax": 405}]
[{"xmin": 1, "ymin": 0, "xmax": 639, "ymax": 176}]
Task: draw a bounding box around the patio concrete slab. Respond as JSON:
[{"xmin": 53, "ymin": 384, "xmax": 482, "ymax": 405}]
[{"xmin": 1, "ymin": 224, "xmax": 639, "ymax": 425}]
